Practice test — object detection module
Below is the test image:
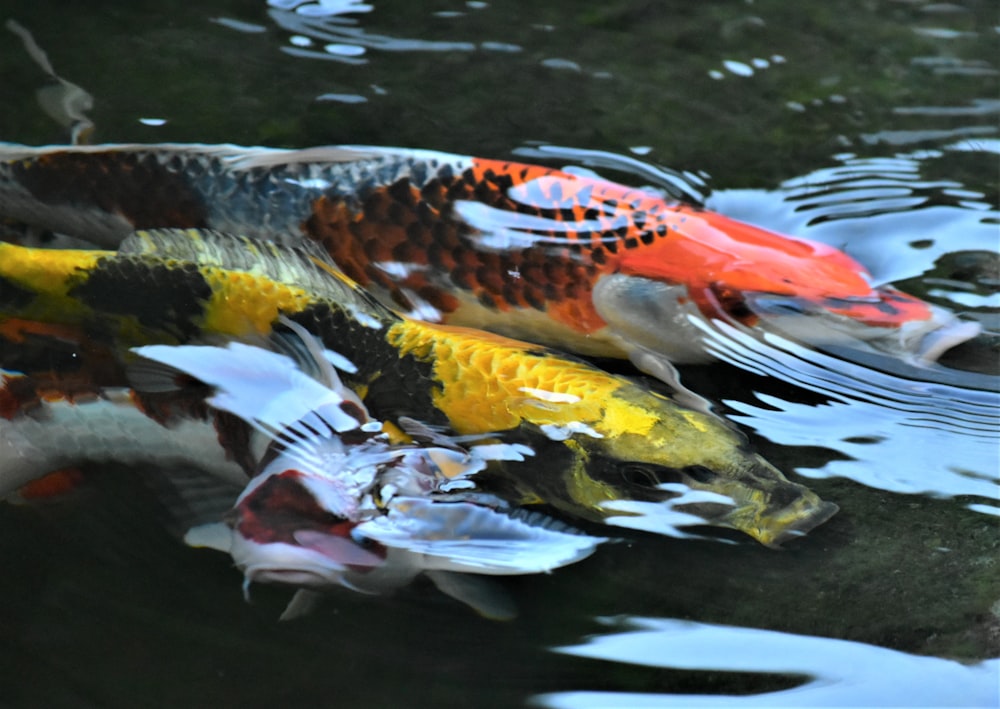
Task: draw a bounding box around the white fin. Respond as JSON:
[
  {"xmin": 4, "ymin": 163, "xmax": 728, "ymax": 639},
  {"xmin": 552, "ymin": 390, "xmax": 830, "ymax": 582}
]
[
  {"xmin": 357, "ymin": 498, "xmax": 605, "ymax": 575},
  {"xmin": 626, "ymin": 344, "xmax": 717, "ymax": 416},
  {"xmin": 184, "ymin": 523, "xmax": 234, "ymax": 553},
  {"xmin": 279, "ymin": 589, "xmax": 324, "ymax": 621},
  {"xmin": 425, "ymin": 570, "xmax": 518, "ymax": 621},
  {"xmin": 131, "ymin": 342, "xmax": 363, "ymax": 435},
  {"xmin": 271, "ymin": 316, "xmax": 364, "ymax": 408}
]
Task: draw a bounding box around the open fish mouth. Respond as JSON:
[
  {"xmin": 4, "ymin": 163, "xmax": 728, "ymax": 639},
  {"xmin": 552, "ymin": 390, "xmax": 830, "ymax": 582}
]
[
  {"xmin": 593, "ymin": 274, "xmax": 979, "ymax": 369},
  {"xmin": 675, "ymin": 455, "xmax": 841, "ymax": 548},
  {"xmin": 681, "ymin": 482, "xmax": 839, "ymax": 548}
]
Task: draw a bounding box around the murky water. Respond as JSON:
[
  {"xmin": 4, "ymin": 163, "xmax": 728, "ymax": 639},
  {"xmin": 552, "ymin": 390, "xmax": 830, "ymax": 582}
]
[{"xmin": 0, "ymin": 1, "xmax": 997, "ymax": 706}]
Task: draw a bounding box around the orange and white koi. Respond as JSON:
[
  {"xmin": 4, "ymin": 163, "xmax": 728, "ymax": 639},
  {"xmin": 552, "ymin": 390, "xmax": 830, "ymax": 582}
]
[{"xmin": 0, "ymin": 143, "xmax": 978, "ymax": 382}]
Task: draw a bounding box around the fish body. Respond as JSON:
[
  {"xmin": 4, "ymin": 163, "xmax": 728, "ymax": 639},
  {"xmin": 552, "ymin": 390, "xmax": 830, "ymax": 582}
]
[
  {"xmin": 0, "ymin": 367, "xmax": 246, "ymax": 496},
  {"xmin": 131, "ymin": 331, "xmax": 603, "ymax": 616},
  {"xmin": 1, "ymin": 319, "xmax": 602, "ymax": 616},
  {"xmin": 0, "ymin": 229, "xmax": 837, "ymax": 545},
  {"xmin": 0, "ymin": 143, "xmax": 976, "ymax": 374}
]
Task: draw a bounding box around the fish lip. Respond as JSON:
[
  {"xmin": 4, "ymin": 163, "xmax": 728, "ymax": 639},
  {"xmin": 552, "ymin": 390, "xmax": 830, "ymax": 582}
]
[
  {"xmin": 914, "ymin": 318, "xmax": 982, "ymax": 363},
  {"xmin": 245, "ymin": 566, "xmax": 336, "ymax": 588},
  {"xmin": 755, "ymin": 500, "xmax": 840, "ymax": 549}
]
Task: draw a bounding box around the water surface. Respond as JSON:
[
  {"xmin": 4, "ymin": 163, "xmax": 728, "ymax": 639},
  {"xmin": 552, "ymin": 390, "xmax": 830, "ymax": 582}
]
[{"xmin": 0, "ymin": 1, "xmax": 996, "ymax": 706}]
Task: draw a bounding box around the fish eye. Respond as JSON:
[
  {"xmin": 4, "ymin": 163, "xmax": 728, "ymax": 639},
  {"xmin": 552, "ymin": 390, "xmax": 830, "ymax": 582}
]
[
  {"xmin": 683, "ymin": 465, "xmax": 717, "ymax": 484},
  {"xmin": 619, "ymin": 463, "xmax": 683, "ymax": 489}
]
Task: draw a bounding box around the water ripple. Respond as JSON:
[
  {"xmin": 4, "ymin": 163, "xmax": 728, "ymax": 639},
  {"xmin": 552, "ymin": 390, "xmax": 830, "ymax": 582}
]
[
  {"xmin": 690, "ymin": 317, "xmax": 999, "ymax": 509},
  {"xmin": 535, "ymin": 616, "xmax": 1000, "ymax": 708}
]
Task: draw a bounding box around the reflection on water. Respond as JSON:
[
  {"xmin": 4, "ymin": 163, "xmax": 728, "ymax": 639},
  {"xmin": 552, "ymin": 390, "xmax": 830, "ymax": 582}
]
[
  {"xmin": 266, "ymin": 0, "xmax": 478, "ymax": 65},
  {"xmin": 693, "ymin": 317, "xmax": 999, "ymax": 513},
  {"xmin": 0, "ymin": 0, "xmax": 998, "ymax": 706},
  {"xmin": 512, "ymin": 144, "xmax": 710, "ymax": 205},
  {"xmin": 705, "ymin": 144, "xmax": 999, "ymax": 515},
  {"xmin": 536, "ymin": 616, "xmax": 1000, "ymax": 708},
  {"xmin": 712, "ymin": 150, "xmax": 998, "ymax": 286}
]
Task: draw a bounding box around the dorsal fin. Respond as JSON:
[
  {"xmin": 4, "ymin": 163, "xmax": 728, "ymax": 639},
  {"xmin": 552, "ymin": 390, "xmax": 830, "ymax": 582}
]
[{"xmin": 120, "ymin": 228, "xmax": 395, "ymax": 323}]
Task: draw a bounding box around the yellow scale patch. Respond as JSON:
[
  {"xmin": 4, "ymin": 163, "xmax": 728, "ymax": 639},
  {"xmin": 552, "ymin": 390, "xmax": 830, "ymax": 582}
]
[
  {"xmin": 0, "ymin": 244, "xmax": 106, "ymax": 325},
  {"xmin": 0, "ymin": 245, "xmax": 104, "ymax": 296},
  {"xmin": 387, "ymin": 318, "xmax": 661, "ymax": 437},
  {"xmin": 200, "ymin": 268, "xmax": 312, "ymax": 337}
]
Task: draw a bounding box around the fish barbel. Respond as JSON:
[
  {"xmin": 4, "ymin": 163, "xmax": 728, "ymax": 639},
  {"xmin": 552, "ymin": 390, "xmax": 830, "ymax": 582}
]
[
  {"xmin": 0, "ymin": 228, "xmax": 837, "ymax": 545},
  {"xmin": 0, "ymin": 143, "xmax": 977, "ymax": 376}
]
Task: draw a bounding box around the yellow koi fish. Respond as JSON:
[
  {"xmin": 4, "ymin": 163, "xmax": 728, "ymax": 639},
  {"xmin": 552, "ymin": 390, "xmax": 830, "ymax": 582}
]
[{"xmin": 0, "ymin": 229, "xmax": 837, "ymax": 545}]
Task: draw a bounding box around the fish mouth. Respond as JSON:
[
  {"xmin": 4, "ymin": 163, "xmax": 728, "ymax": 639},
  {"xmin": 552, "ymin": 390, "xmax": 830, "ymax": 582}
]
[
  {"xmin": 745, "ymin": 288, "xmax": 981, "ymax": 363},
  {"xmin": 592, "ymin": 273, "xmax": 978, "ymax": 368},
  {"xmin": 730, "ymin": 494, "xmax": 840, "ymax": 549},
  {"xmin": 239, "ymin": 560, "xmax": 344, "ymax": 589}
]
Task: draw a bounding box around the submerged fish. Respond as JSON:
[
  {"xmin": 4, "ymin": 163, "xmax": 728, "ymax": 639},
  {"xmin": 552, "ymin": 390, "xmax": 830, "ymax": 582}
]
[
  {"xmin": 1, "ymin": 320, "xmax": 603, "ymax": 617},
  {"xmin": 0, "ymin": 143, "xmax": 977, "ymax": 382},
  {"xmin": 135, "ymin": 326, "xmax": 604, "ymax": 618},
  {"xmin": 0, "ymin": 228, "xmax": 837, "ymax": 545}
]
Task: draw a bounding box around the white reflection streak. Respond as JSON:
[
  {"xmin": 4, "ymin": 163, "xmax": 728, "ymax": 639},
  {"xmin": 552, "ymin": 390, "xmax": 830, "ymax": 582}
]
[
  {"xmin": 536, "ymin": 617, "xmax": 1000, "ymax": 708},
  {"xmin": 269, "ymin": 7, "xmax": 476, "ymax": 53},
  {"xmin": 690, "ymin": 317, "xmax": 1000, "ymax": 507},
  {"xmin": 453, "ymin": 200, "xmax": 603, "ymax": 250},
  {"xmin": 511, "ymin": 144, "xmax": 709, "ymax": 204},
  {"xmin": 600, "ymin": 486, "xmax": 734, "ymax": 540}
]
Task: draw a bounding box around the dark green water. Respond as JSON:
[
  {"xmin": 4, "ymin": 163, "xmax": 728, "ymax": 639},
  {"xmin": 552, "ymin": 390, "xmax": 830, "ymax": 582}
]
[{"xmin": 0, "ymin": 1, "xmax": 997, "ymax": 706}]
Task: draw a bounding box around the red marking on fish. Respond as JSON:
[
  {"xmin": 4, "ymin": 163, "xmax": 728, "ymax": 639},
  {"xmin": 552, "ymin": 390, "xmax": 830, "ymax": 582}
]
[
  {"xmin": 17, "ymin": 466, "xmax": 85, "ymax": 499},
  {"xmin": 235, "ymin": 470, "xmax": 358, "ymax": 545}
]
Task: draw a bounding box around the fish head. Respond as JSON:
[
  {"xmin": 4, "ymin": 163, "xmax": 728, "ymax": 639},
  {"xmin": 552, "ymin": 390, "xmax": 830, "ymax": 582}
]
[
  {"xmin": 567, "ymin": 384, "xmax": 838, "ymax": 546},
  {"xmin": 739, "ymin": 287, "xmax": 981, "ymax": 363},
  {"xmin": 227, "ymin": 434, "xmax": 418, "ymax": 589},
  {"xmin": 601, "ymin": 210, "xmax": 977, "ymax": 363},
  {"xmin": 227, "ymin": 465, "xmax": 388, "ymax": 590}
]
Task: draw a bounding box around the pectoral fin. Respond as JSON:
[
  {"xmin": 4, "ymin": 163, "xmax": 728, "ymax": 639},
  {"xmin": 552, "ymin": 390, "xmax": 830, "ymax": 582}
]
[
  {"xmin": 358, "ymin": 497, "xmax": 606, "ymax": 575},
  {"xmin": 425, "ymin": 571, "xmax": 517, "ymax": 621}
]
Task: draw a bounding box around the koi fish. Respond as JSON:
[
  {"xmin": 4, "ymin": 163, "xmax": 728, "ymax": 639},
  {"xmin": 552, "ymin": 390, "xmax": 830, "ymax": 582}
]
[
  {"xmin": 1, "ymin": 320, "xmax": 603, "ymax": 618},
  {"xmin": 0, "ymin": 143, "xmax": 978, "ymax": 383},
  {"xmin": 0, "ymin": 228, "xmax": 837, "ymax": 545},
  {"xmin": 134, "ymin": 325, "xmax": 605, "ymax": 619},
  {"xmin": 0, "ymin": 366, "xmax": 247, "ymax": 498}
]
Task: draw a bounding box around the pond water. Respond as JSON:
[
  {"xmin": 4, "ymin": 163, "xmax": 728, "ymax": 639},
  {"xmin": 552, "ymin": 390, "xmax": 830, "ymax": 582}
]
[{"xmin": 0, "ymin": 0, "xmax": 997, "ymax": 706}]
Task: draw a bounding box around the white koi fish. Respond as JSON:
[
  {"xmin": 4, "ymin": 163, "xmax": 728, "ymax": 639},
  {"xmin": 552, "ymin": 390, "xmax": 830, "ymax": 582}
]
[{"xmin": 129, "ymin": 320, "xmax": 606, "ymax": 618}]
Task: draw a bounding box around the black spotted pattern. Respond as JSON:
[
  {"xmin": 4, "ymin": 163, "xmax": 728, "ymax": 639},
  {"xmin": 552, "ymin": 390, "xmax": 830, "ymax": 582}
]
[
  {"xmin": 12, "ymin": 151, "xmax": 210, "ymax": 230},
  {"xmin": 286, "ymin": 303, "xmax": 445, "ymax": 428},
  {"xmin": 68, "ymin": 257, "xmax": 213, "ymax": 341}
]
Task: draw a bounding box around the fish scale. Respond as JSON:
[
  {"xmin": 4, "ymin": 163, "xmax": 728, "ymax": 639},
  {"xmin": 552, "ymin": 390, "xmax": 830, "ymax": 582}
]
[{"xmin": 0, "ymin": 229, "xmax": 837, "ymax": 545}]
